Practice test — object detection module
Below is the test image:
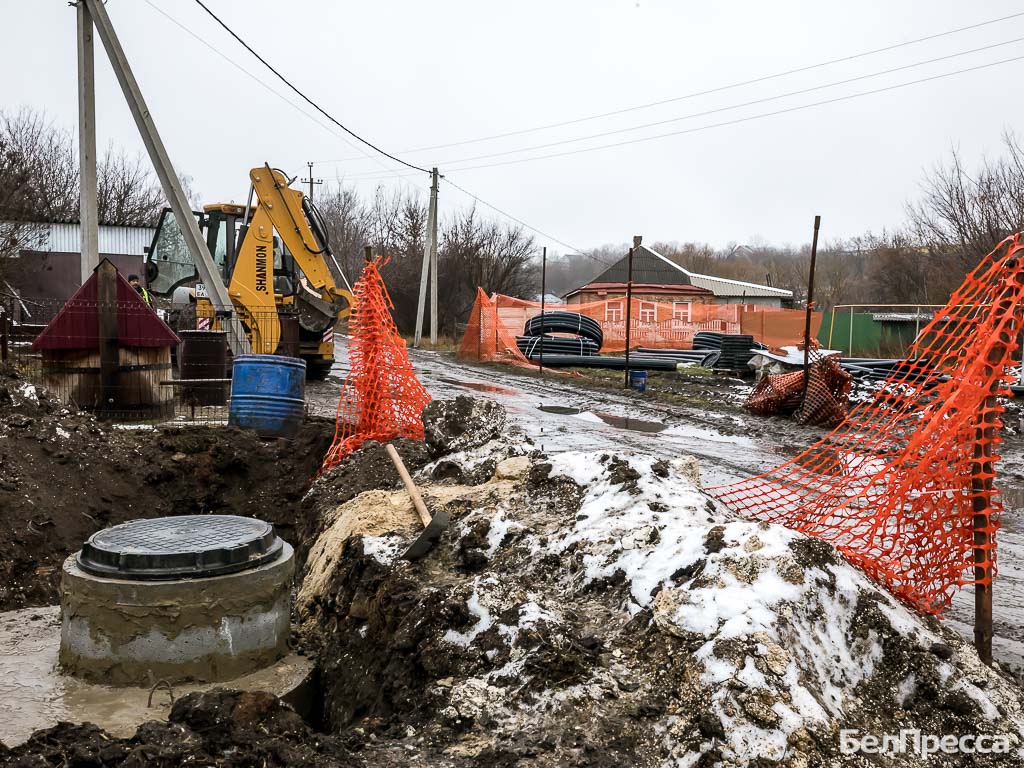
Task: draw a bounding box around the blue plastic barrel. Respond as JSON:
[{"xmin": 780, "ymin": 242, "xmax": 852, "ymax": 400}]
[
  {"xmin": 228, "ymin": 354, "xmax": 306, "ymax": 438},
  {"xmin": 628, "ymin": 369, "xmax": 647, "ymax": 393}
]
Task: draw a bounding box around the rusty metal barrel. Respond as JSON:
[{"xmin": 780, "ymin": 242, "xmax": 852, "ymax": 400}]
[
  {"xmin": 178, "ymin": 330, "xmax": 228, "ymax": 406},
  {"xmin": 276, "ymin": 316, "xmax": 301, "ymax": 358}
]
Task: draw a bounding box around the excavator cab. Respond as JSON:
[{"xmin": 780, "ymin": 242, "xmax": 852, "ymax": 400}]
[{"xmin": 144, "ymin": 167, "xmax": 353, "ymax": 380}]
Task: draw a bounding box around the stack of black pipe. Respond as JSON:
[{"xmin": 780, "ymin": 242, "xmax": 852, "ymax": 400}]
[
  {"xmin": 518, "ymin": 311, "xmax": 723, "ymax": 370},
  {"xmin": 692, "ymin": 331, "xmax": 764, "ymax": 370},
  {"xmin": 840, "ymin": 358, "xmax": 942, "ymax": 388}
]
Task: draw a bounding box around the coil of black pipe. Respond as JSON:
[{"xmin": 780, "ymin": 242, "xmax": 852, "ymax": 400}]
[
  {"xmin": 516, "ymin": 335, "xmax": 600, "ymax": 356},
  {"xmin": 524, "ymin": 312, "xmax": 604, "ymax": 349}
]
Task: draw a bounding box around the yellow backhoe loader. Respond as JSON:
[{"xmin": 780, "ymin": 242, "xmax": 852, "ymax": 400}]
[{"xmin": 144, "ymin": 165, "xmax": 353, "ymax": 379}]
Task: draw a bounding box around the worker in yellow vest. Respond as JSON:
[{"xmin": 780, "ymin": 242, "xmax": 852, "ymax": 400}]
[{"xmin": 128, "ymin": 274, "xmax": 153, "ymax": 307}]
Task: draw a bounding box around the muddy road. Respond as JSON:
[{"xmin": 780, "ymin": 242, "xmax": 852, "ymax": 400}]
[{"xmin": 308, "ymin": 342, "xmax": 1024, "ymax": 672}]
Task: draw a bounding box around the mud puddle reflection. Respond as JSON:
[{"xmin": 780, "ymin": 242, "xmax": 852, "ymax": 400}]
[{"xmin": 538, "ymin": 405, "xmax": 666, "ymax": 433}]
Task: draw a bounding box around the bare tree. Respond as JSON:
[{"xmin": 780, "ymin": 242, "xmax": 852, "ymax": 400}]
[
  {"xmin": 0, "ymin": 107, "xmax": 177, "ymax": 229},
  {"xmin": 438, "ymin": 206, "xmax": 537, "ymax": 335},
  {"xmin": 96, "ymin": 145, "xmax": 165, "ymax": 226},
  {"xmin": 907, "ymin": 132, "xmax": 1024, "ymax": 290}
]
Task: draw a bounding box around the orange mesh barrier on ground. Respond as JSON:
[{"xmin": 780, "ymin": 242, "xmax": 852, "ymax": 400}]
[
  {"xmin": 322, "ymin": 258, "xmax": 432, "ymax": 470},
  {"xmin": 713, "ymin": 235, "xmax": 1024, "ymax": 615},
  {"xmin": 459, "ymin": 293, "xmax": 820, "ymax": 358},
  {"xmin": 745, "ymin": 354, "xmax": 853, "ymax": 427}
]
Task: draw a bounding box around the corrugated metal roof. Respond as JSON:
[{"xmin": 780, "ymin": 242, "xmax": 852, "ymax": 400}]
[
  {"xmin": 685, "ymin": 272, "xmax": 793, "ymax": 298},
  {"xmin": 567, "ymin": 245, "xmax": 792, "ymax": 299},
  {"xmin": 10, "ymin": 222, "xmax": 157, "ymax": 257},
  {"xmin": 43, "ymin": 223, "xmax": 155, "ymax": 256}
]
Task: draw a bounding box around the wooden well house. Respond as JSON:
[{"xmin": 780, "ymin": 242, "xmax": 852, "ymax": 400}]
[{"xmin": 32, "ymin": 260, "xmax": 179, "ymax": 419}]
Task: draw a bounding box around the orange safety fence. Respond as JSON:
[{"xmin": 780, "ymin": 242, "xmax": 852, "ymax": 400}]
[
  {"xmin": 459, "ymin": 292, "xmax": 820, "ymax": 362},
  {"xmin": 712, "ymin": 234, "xmax": 1024, "ymax": 615},
  {"xmin": 322, "ymin": 257, "xmax": 432, "ymax": 470},
  {"xmin": 459, "ymin": 288, "xmax": 538, "ymax": 368}
]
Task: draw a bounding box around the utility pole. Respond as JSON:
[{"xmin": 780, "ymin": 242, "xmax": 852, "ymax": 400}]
[
  {"xmin": 81, "ymin": 0, "xmax": 247, "ymax": 354},
  {"xmin": 77, "ymin": 1, "xmax": 98, "ymax": 286},
  {"xmin": 429, "ymin": 168, "xmax": 440, "ymax": 345},
  {"xmin": 623, "ymin": 240, "xmax": 637, "ymax": 388},
  {"xmin": 414, "ymin": 168, "xmax": 439, "ymax": 347},
  {"xmin": 539, "ymin": 247, "xmax": 547, "ymax": 375},
  {"xmin": 301, "ymin": 161, "xmax": 322, "ymax": 202}
]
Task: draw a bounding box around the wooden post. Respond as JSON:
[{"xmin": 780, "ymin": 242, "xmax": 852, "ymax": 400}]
[
  {"xmin": 1, "ymin": 309, "xmax": 8, "ymax": 362},
  {"xmin": 97, "ymin": 260, "xmax": 119, "ymax": 416},
  {"xmin": 539, "ymin": 246, "xmax": 546, "ymax": 376},
  {"xmin": 802, "ymin": 215, "xmax": 821, "ymax": 398},
  {"xmin": 972, "ymin": 393, "xmax": 996, "ymax": 666},
  {"xmin": 623, "ymin": 244, "xmax": 635, "ymax": 388}
]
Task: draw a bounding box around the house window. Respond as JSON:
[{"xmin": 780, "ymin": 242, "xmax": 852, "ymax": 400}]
[
  {"xmin": 639, "ymin": 301, "xmax": 656, "ymax": 323},
  {"xmin": 605, "ymin": 301, "xmax": 623, "ymax": 322},
  {"xmin": 672, "ymin": 302, "xmax": 692, "ymax": 322}
]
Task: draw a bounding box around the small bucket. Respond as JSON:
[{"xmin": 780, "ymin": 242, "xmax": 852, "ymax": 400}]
[{"xmin": 628, "ymin": 369, "xmax": 647, "ymax": 393}]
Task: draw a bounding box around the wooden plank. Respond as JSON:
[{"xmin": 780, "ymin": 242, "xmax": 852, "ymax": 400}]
[{"xmin": 97, "ymin": 260, "xmax": 119, "ymax": 414}]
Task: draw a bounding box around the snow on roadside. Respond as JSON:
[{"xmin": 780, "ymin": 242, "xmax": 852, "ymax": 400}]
[{"xmin": 537, "ymin": 451, "xmax": 1024, "ymax": 764}]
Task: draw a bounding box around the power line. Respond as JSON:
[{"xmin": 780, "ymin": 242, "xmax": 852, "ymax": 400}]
[
  {"xmin": 430, "ymin": 35, "xmax": 1024, "ymax": 169},
  {"xmin": 442, "ymin": 178, "xmax": 613, "ymax": 265},
  {"xmin": 191, "ymin": 0, "xmax": 430, "ymax": 175},
  {"xmin": 351, "ymin": 51, "xmax": 1024, "ymax": 177},
  {"xmin": 338, "ymin": 34, "xmax": 1024, "ymax": 177},
  {"xmin": 313, "ymin": 8, "xmax": 1024, "ymax": 163},
  {"xmin": 143, "ymin": 0, "xmax": 419, "ymax": 190},
  {"xmin": 147, "ymin": 1, "xmax": 580, "ymax": 260}
]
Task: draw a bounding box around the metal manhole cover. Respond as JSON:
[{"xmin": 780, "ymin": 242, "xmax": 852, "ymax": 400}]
[{"xmin": 77, "ymin": 515, "xmax": 284, "ymax": 580}]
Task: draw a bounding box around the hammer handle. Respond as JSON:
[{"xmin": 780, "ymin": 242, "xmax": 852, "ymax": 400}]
[{"xmin": 386, "ymin": 444, "xmax": 432, "ymax": 528}]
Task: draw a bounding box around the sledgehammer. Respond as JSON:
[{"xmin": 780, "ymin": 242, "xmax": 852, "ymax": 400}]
[{"xmin": 385, "ymin": 444, "xmax": 449, "ymax": 560}]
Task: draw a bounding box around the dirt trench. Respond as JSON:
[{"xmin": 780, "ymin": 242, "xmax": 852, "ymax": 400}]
[{"xmin": 0, "ymin": 362, "xmax": 437, "ymax": 611}]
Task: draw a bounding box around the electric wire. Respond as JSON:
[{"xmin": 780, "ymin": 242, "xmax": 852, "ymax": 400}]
[
  {"xmin": 313, "ymin": 8, "xmax": 1024, "ymax": 163},
  {"xmin": 345, "ymin": 51, "xmax": 1024, "ymax": 178},
  {"xmin": 430, "ymin": 35, "xmax": 1024, "ymax": 169},
  {"xmin": 191, "ymin": 0, "xmax": 430, "ymax": 174},
  {"xmin": 142, "ymin": 0, "xmax": 413, "ymax": 184},
  {"xmin": 441, "ymin": 178, "xmax": 613, "ymax": 265},
  {"xmin": 336, "ymin": 34, "xmax": 1024, "ymax": 178}
]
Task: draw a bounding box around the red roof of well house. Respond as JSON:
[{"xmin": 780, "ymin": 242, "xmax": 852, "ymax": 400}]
[{"xmin": 33, "ymin": 260, "xmax": 180, "ymax": 351}]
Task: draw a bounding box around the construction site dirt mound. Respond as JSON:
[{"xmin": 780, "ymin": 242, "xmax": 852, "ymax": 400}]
[
  {"xmin": 423, "ymin": 394, "xmax": 507, "ymax": 457},
  {"xmin": 293, "ymin": 436, "xmax": 1024, "ymax": 767},
  {"xmin": 0, "ymin": 689, "xmax": 359, "ymax": 767}
]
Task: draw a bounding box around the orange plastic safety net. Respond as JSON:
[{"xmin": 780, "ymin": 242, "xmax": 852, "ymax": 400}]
[
  {"xmin": 713, "ymin": 234, "xmax": 1024, "ymax": 615},
  {"xmin": 459, "ymin": 292, "xmax": 821, "ymax": 358},
  {"xmin": 459, "ymin": 288, "xmax": 541, "ymax": 368},
  {"xmin": 322, "ymin": 257, "xmax": 431, "ymax": 470},
  {"xmin": 745, "ymin": 353, "xmax": 853, "ymax": 428}
]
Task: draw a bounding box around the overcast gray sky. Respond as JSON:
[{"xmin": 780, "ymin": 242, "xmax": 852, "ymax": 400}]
[{"xmin": 4, "ymin": 1, "xmax": 1024, "ymax": 253}]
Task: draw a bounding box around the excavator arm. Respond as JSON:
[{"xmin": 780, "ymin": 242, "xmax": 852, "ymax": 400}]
[{"xmin": 248, "ymin": 166, "xmax": 353, "ymax": 318}]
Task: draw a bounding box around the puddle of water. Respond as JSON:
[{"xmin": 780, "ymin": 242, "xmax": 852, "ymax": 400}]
[
  {"xmin": 662, "ymin": 423, "xmax": 754, "ymax": 446},
  {"xmin": 0, "ymin": 605, "xmax": 314, "ymax": 746},
  {"xmin": 439, "ymin": 378, "xmax": 518, "ymax": 396},
  {"xmin": 592, "ymin": 411, "xmax": 666, "ymax": 433},
  {"xmin": 538, "ymin": 405, "xmax": 666, "ymax": 433}
]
